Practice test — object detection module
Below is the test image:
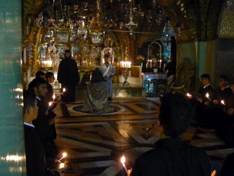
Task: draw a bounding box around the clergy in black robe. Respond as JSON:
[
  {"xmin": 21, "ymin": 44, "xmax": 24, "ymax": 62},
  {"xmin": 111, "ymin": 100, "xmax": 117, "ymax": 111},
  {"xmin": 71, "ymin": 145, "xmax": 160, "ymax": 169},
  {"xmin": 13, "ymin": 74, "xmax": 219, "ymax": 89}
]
[
  {"xmin": 131, "ymin": 93, "xmax": 211, "ymax": 176},
  {"xmin": 58, "ymin": 50, "xmax": 80, "ymax": 102}
]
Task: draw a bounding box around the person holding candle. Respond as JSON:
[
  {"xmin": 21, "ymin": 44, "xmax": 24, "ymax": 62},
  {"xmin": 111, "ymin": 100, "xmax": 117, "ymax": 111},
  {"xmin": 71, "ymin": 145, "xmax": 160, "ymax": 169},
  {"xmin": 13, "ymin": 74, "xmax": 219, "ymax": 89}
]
[
  {"xmin": 44, "ymin": 72, "xmax": 56, "ymax": 108},
  {"xmin": 23, "ymin": 91, "xmax": 46, "ymax": 175},
  {"xmin": 28, "ymin": 77, "xmax": 58, "ymax": 159},
  {"xmin": 58, "ymin": 50, "xmax": 80, "ymax": 102},
  {"xmin": 213, "ymin": 75, "xmax": 232, "ymax": 105},
  {"xmin": 99, "ymin": 53, "xmax": 115, "ymax": 101},
  {"xmin": 131, "ymin": 93, "xmax": 212, "ymax": 176},
  {"xmin": 189, "ymin": 74, "xmax": 216, "ymax": 128},
  {"xmin": 213, "ymin": 81, "xmax": 234, "ymax": 145},
  {"xmin": 211, "ymin": 75, "xmax": 233, "ymax": 133},
  {"xmin": 28, "ymin": 71, "xmax": 46, "ymax": 91},
  {"xmin": 23, "ymin": 91, "xmax": 60, "ymax": 176}
]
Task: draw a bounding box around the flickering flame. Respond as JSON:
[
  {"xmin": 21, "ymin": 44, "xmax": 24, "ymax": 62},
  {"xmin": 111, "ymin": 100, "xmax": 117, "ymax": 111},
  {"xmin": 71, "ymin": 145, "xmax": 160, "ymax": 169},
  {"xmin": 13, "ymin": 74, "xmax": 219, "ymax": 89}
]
[
  {"xmin": 121, "ymin": 155, "xmax": 126, "ymax": 164},
  {"xmin": 221, "ymin": 100, "xmax": 225, "ymax": 105},
  {"xmin": 186, "ymin": 93, "xmax": 192, "ymax": 97},
  {"xmin": 59, "ymin": 152, "xmax": 67, "ymax": 161}
]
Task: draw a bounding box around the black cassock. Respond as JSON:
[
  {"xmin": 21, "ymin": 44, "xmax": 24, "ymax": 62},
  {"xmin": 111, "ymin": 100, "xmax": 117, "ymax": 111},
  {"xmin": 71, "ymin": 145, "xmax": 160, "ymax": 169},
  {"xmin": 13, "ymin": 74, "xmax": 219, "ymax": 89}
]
[{"xmin": 58, "ymin": 57, "xmax": 80, "ymax": 102}]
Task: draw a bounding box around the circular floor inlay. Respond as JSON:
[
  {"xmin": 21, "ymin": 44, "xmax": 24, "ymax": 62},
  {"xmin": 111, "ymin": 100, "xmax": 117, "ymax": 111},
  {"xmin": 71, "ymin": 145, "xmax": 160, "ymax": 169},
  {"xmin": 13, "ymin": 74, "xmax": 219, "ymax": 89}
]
[{"xmin": 69, "ymin": 104, "xmax": 124, "ymax": 115}]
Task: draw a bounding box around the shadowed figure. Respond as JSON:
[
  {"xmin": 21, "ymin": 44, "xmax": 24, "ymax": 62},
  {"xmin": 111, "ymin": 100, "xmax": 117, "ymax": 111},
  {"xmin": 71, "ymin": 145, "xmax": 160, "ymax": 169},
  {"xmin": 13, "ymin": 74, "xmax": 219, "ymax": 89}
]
[{"xmin": 81, "ymin": 68, "xmax": 114, "ymax": 113}]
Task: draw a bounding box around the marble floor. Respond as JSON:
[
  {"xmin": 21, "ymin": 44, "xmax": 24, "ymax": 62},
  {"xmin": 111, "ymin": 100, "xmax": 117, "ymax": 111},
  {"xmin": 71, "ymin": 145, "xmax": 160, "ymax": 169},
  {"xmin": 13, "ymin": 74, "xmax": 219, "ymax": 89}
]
[{"xmin": 53, "ymin": 97, "xmax": 234, "ymax": 176}]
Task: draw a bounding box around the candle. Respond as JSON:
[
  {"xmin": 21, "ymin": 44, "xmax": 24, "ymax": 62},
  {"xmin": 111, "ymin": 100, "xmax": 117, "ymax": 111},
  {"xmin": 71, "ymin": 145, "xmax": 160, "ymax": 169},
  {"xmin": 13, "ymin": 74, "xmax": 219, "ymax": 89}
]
[
  {"xmin": 59, "ymin": 163, "xmax": 65, "ymax": 169},
  {"xmin": 220, "ymin": 100, "xmax": 227, "ymax": 108},
  {"xmin": 52, "ymin": 94, "xmax": 56, "ymax": 101},
  {"xmin": 47, "ymin": 102, "xmax": 52, "ymax": 111},
  {"xmin": 159, "ymin": 60, "xmax": 162, "ymax": 68},
  {"xmin": 63, "ymin": 88, "xmax": 66, "ymax": 93},
  {"xmin": 120, "ymin": 155, "xmax": 128, "ymax": 173},
  {"xmin": 205, "ymin": 93, "xmax": 211, "ymax": 101},
  {"xmin": 59, "ymin": 152, "xmax": 67, "ymax": 161},
  {"xmin": 186, "ymin": 93, "xmax": 192, "ymax": 99},
  {"xmin": 120, "ymin": 61, "xmax": 131, "ymax": 68}
]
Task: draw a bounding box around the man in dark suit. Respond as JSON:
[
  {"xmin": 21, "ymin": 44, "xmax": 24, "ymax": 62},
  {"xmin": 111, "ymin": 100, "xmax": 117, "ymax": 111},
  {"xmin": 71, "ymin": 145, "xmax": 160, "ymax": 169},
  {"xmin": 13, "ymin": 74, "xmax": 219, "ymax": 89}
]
[
  {"xmin": 45, "ymin": 72, "xmax": 55, "ymax": 101},
  {"xmin": 188, "ymin": 74, "xmax": 216, "ymax": 127},
  {"xmin": 212, "ymin": 75, "xmax": 233, "ymax": 135},
  {"xmin": 28, "ymin": 77, "xmax": 58, "ymax": 158},
  {"xmin": 23, "ymin": 91, "xmax": 47, "ymax": 175},
  {"xmin": 23, "ymin": 91, "xmax": 60, "ymax": 176},
  {"xmin": 131, "ymin": 93, "xmax": 211, "ymax": 176},
  {"xmin": 28, "ymin": 71, "xmax": 46, "ymax": 91},
  {"xmin": 58, "ymin": 50, "xmax": 80, "ymax": 102}
]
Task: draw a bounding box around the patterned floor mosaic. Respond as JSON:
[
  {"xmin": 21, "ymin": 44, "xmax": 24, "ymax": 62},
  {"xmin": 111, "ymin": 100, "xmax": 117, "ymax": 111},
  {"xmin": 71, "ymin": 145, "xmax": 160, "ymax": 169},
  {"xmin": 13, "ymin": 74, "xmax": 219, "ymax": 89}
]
[{"xmin": 53, "ymin": 98, "xmax": 234, "ymax": 176}]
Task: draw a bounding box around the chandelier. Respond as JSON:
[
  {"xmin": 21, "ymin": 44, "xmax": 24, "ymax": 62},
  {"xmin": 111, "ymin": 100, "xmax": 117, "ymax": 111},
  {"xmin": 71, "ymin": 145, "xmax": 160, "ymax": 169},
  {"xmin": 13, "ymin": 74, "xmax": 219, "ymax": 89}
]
[{"xmin": 30, "ymin": 0, "xmax": 164, "ymax": 34}]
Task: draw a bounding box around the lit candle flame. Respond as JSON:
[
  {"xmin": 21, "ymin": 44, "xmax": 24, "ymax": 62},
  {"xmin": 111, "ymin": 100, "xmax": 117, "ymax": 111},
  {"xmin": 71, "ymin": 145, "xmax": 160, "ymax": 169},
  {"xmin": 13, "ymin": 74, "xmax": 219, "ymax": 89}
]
[
  {"xmin": 221, "ymin": 100, "xmax": 225, "ymax": 106},
  {"xmin": 47, "ymin": 102, "xmax": 52, "ymax": 111},
  {"xmin": 186, "ymin": 93, "xmax": 192, "ymax": 98},
  {"xmin": 59, "ymin": 152, "xmax": 67, "ymax": 161},
  {"xmin": 205, "ymin": 93, "xmax": 211, "ymax": 101},
  {"xmin": 121, "ymin": 155, "xmax": 126, "ymax": 164},
  {"xmin": 120, "ymin": 155, "xmax": 128, "ymax": 173},
  {"xmin": 63, "ymin": 88, "xmax": 66, "ymax": 93},
  {"xmin": 52, "ymin": 94, "xmax": 56, "ymax": 101}
]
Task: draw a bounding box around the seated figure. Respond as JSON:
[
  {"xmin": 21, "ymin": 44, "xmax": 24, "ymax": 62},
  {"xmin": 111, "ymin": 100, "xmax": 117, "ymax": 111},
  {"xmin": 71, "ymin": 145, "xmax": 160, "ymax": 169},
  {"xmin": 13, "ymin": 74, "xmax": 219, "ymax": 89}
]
[{"xmin": 81, "ymin": 68, "xmax": 114, "ymax": 113}]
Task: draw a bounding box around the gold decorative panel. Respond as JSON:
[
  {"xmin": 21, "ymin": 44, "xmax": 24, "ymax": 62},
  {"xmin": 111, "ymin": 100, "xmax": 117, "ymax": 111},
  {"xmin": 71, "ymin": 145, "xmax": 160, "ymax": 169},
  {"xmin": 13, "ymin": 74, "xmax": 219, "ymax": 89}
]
[{"xmin": 219, "ymin": 8, "xmax": 234, "ymax": 38}]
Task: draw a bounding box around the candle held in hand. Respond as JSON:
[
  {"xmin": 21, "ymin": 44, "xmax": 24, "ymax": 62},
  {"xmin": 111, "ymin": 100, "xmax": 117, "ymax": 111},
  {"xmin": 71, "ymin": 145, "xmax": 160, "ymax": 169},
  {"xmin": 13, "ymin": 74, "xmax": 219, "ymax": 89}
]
[
  {"xmin": 59, "ymin": 152, "xmax": 67, "ymax": 161},
  {"xmin": 63, "ymin": 88, "xmax": 66, "ymax": 93},
  {"xmin": 205, "ymin": 93, "xmax": 211, "ymax": 101},
  {"xmin": 186, "ymin": 93, "xmax": 192, "ymax": 99},
  {"xmin": 120, "ymin": 155, "xmax": 128, "ymax": 173},
  {"xmin": 221, "ymin": 100, "xmax": 227, "ymax": 107},
  {"xmin": 47, "ymin": 102, "xmax": 52, "ymax": 111},
  {"xmin": 52, "ymin": 94, "xmax": 56, "ymax": 101}
]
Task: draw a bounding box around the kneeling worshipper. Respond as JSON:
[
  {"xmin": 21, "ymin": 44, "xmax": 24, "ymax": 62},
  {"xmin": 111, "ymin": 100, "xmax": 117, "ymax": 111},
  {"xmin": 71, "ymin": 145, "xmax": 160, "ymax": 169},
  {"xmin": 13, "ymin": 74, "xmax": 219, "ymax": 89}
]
[{"xmin": 81, "ymin": 68, "xmax": 114, "ymax": 113}]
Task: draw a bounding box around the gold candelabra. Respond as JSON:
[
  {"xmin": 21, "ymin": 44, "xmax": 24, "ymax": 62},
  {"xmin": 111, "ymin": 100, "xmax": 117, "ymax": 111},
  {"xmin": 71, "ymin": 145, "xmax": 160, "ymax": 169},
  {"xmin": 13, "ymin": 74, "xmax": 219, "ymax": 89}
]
[{"xmin": 120, "ymin": 61, "xmax": 131, "ymax": 87}]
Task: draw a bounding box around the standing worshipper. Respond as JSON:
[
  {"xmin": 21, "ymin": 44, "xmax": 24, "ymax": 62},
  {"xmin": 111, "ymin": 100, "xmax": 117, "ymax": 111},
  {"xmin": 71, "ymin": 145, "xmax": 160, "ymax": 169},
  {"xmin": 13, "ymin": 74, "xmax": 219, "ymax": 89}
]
[
  {"xmin": 23, "ymin": 91, "xmax": 47, "ymax": 176},
  {"xmin": 58, "ymin": 50, "xmax": 80, "ymax": 102},
  {"xmin": 131, "ymin": 93, "xmax": 212, "ymax": 176},
  {"xmin": 45, "ymin": 72, "xmax": 55, "ymax": 108},
  {"xmin": 28, "ymin": 77, "xmax": 58, "ymax": 159},
  {"xmin": 99, "ymin": 53, "xmax": 115, "ymax": 101}
]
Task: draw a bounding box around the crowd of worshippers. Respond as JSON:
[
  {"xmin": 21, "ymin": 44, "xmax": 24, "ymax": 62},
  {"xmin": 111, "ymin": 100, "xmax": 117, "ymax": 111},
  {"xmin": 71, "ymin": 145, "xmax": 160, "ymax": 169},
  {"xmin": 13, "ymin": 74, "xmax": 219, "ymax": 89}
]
[
  {"xmin": 23, "ymin": 52, "xmax": 116, "ymax": 174},
  {"xmin": 23, "ymin": 69, "xmax": 234, "ymax": 175},
  {"xmin": 24, "ymin": 71, "xmax": 60, "ymax": 176},
  {"xmin": 187, "ymin": 74, "xmax": 234, "ymax": 146}
]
